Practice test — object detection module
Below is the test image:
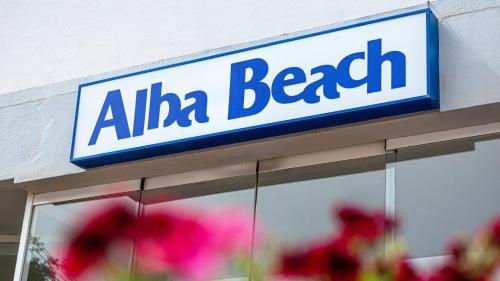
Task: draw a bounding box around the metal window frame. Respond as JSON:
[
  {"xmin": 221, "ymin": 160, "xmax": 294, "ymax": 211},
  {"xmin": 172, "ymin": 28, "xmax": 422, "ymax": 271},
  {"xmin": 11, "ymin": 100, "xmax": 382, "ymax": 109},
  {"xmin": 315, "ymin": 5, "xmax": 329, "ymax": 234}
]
[
  {"xmin": 258, "ymin": 141, "xmax": 399, "ymax": 254},
  {"xmin": 12, "ymin": 180, "xmax": 141, "ymax": 281},
  {"xmin": 143, "ymin": 162, "xmax": 257, "ymax": 191},
  {"xmin": 13, "ymin": 193, "xmax": 34, "ymax": 281},
  {"xmin": 386, "ymin": 121, "xmax": 500, "ymax": 150},
  {"xmin": 384, "ymin": 122, "xmax": 500, "ymax": 258},
  {"xmin": 32, "ymin": 179, "xmax": 142, "ymax": 206},
  {"xmin": 384, "ymin": 151, "xmax": 397, "ymax": 254},
  {"xmin": 13, "ymin": 122, "xmax": 500, "ymax": 281},
  {"xmin": 258, "ymin": 142, "xmax": 386, "ymax": 173},
  {"xmin": 15, "ymin": 123, "xmax": 500, "ymax": 204}
]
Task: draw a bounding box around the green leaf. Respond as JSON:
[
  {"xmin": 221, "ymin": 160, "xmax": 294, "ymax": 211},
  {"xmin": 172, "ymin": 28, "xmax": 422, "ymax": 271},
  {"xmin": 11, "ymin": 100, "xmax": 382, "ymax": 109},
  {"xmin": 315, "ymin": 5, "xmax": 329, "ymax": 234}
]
[{"xmin": 360, "ymin": 270, "xmax": 392, "ymax": 281}]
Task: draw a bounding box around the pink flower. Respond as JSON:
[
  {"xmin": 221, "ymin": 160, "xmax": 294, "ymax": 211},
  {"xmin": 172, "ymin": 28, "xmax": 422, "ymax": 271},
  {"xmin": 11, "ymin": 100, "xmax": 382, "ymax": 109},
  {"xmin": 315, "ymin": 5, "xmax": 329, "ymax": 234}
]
[
  {"xmin": 447, "ymin": 238, "xmax": 467, "ymax": 261},
  {"xmin": 487, "ymin": 216, "xmax": 500, "ymax": 247},
  {"xmin": 133, "ymin": 206, "xmax": 254, "ymax": 280},
  {"xmin": 133, "ymin": 211, "xmax": 217, "ymax": 279},
  {"xmin": 61, "ymin": 204, "xmax": 134, "ymax": 278},
  {"xmin": 61, "ymin": 202, "xmax": 254, "ymax": 280},
  {"xmin": 277, "ymin": 238, "xmax": 360, "ymax": 281},
  {"xmin": 427, "ymin": 264, "xmax": 468, "ymax": 281},
  {"xmin": 320, "ymin": 241, "xmax": 361, "ymax": 281},
  {"xmin": 205, "ymin": 207, "xmax": 255, "ymax": 251},
  {"xmin": 395, "ymin": 260, "xmax": 423, "ymax": 281},
  {"xmin": 335, "ymin": 205, "xmax": 397, "ymax": 242}
]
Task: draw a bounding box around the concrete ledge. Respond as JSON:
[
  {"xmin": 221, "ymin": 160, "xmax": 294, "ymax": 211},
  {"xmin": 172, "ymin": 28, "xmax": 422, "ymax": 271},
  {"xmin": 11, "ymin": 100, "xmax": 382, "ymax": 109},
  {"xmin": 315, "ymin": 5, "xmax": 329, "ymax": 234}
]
[{"xmin": 15, "ymin": 101, "xmax": 500, "ymax": 193}]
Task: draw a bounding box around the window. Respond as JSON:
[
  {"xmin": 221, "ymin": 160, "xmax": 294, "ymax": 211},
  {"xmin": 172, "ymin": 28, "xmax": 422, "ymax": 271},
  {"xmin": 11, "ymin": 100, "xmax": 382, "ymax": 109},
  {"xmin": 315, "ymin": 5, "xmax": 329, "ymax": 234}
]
[
  {"xmin": 256, "ymin": 156, "xmax": 386, "ymax": 244},
  {"xmin": 395, "ymin": 136, "xmax": 500, "ymax": 258},
  {"xmin": 138, "ymin": 175, "xmax": 257, "ymax": 280},
  {"xmin": 21, "ymin": 192, "xmax": 140, "ymax": 280},
  {"xmin": 16, "ymin": 133, "xmax": 500, "ymax": 279}
]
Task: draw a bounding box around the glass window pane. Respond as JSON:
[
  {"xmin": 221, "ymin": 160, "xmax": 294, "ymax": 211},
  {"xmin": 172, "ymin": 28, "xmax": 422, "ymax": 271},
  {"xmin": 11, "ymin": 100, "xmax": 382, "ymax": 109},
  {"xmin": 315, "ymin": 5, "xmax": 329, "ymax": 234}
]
[
  {"xmin": 22, "ymin": 192, "xmax": 140, "ymax": 281},
  {"xmin": 256, "ymin": 156, "xmax": 386, "ymax": 244},
  {"xmin": 0, "ymin": 189, "xmax": 27, "ymax": 280},
  {"xmin": 0, "ymin": 243, "xmax": 20, "ymax": 280},
  {"xmin": 137, "ymin": 176, "xmax": 256, "ymax": 280},
  {"xmin": 395, "ymin": 137, "xmax": 500, "ymax": 258}
]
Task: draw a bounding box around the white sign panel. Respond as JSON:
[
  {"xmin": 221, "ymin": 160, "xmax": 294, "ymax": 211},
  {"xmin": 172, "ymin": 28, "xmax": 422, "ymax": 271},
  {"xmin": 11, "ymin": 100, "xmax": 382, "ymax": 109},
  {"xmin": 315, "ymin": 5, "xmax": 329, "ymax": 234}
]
[{"xmin": 71, "ymin": 9, "xmax": 439, "ymax": 168}]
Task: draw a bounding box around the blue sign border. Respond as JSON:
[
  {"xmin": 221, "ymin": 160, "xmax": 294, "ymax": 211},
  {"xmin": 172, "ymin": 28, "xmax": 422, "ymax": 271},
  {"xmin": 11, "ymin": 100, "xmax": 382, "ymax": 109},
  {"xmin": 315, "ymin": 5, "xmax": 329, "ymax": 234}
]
[{"xmin": 70, "ymin": 8, "xmax": 439, "ymax": 168}]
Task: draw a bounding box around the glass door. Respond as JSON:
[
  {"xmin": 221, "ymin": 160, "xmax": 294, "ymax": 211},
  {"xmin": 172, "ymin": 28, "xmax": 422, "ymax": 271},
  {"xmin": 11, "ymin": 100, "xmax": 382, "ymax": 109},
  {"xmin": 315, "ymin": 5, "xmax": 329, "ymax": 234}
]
[
  {"xmin": 136, "ymin": 174, "xmax": 257, "ymax": 281},
  {"xmin": 394, "ymin": 135, "xmax": 500, "ymax": 258},
  {"xmin": 21, "ymin": 190, "xmax": 141, "ymax": 281}
]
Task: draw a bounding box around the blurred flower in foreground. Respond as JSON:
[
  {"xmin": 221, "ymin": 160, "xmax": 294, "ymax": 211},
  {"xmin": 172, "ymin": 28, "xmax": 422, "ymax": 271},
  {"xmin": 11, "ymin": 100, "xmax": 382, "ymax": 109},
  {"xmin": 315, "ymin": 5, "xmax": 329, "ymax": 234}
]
[
  {"xmin": 336, "ymin": 204, "xmax": 397, "ymax": 242},
  {"xmin": 61, "ymin": 204, "xmax": 133, "ymax": 277},
  {"xmin": 133, "ymin": 207, "xmax": 254, "ymax": 280},
  {"xmin": 60, "ymin": 200, "xmax": 498, "ymax": 281},
  {"xmin": 277, "ymin": 205, "xmax": 394, "ymax": 281},
  {"xmin": 61, "ymin": 203, "xmax": 254, "ymax": 280},
  {"xmin": 278, "ymin": 238, "xmax": 361, "ymax": 280},
  {"xmin": 276, "ymin": 205, "xmax": 499, "ymax": 281},
  {"xmin": 427, "ymin": 216, "xmax": 500, "ymax": 281},
  {"xmin": 372, "ymin": 251, "xmax": 423, "ymax": 281}
]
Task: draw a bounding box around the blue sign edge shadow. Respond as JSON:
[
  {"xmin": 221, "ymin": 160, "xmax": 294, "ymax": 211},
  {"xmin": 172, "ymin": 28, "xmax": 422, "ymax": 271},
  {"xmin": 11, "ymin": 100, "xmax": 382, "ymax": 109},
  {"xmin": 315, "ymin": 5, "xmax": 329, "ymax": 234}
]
[{"xmin": 70, "ymin": 8, "xmax": 440, "ymax": 169}]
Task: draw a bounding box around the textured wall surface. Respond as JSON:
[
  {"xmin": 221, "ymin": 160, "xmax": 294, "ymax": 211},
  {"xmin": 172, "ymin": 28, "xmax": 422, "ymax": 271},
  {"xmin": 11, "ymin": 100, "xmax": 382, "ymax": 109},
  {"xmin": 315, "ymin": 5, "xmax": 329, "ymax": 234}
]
[
  {"xmin": 0, "ymin": 0, "xmax": 424, "ymax": 94},
  {"xmin": 0, "ymin": 0, "xmax": 499, "ymax": 189}
]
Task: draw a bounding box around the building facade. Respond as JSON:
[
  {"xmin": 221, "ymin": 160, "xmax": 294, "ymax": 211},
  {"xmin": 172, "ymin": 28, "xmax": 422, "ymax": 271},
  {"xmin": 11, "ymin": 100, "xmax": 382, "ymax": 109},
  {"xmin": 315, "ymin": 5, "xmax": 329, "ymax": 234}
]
[{"xmin": 1, "ymin": 0, "xmax": 500, "ymax": 280}]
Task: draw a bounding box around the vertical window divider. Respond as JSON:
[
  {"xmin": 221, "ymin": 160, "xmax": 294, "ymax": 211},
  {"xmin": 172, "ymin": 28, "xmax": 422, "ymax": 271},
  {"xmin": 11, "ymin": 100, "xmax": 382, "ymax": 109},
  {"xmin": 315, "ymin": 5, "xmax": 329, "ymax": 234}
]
[
  {"xmin": 385, "ymin": 151, "xmax": 397, "ymax": 256},
  {"xmin": 249, "ymin": 161, "xmax": 260, "ymax": 281},
  {"xmin": 13, "ymin": 192, "xmax": 34, "ymax": 281},
  {"xmin": 129, "ymin": 178, "xmax": 146, "ymax": 280}
]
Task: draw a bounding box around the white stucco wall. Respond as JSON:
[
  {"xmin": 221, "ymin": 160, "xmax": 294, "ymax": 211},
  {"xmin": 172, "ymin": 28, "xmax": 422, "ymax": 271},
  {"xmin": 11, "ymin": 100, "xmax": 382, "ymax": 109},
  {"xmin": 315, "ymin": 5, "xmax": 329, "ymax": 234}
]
[
  {"xmin": 1, "ymin": 0, "xmax": 500, "ymax": 190},
  {"xmin": 0, "ymin": 0, "xmax": 426, "ymax": 95}
]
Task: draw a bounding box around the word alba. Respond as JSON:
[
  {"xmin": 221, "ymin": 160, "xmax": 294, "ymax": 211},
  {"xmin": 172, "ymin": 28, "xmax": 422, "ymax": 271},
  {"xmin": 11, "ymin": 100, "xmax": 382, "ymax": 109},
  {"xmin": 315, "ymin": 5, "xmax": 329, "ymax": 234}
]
[{"xmin": 89, "ymin": 39, "xmax": 405, "ymax": 145}]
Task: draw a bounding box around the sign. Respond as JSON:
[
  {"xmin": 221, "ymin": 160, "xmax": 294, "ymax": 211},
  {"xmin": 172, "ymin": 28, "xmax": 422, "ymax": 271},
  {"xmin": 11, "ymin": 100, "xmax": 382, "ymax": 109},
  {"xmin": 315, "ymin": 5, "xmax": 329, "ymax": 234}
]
[{"xmin": 71, "ymin": 9, "xmax": 439, "ymax": 168}]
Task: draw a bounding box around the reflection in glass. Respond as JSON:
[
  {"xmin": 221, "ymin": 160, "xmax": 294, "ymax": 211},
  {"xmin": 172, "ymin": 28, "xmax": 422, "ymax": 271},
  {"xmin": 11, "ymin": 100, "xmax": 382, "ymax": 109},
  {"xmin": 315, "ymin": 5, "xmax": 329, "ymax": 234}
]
[
  {"xmin": 0, "ymin": 242, "xmax": 20, "ymax": 280},
  {"xmin": 256, "ymin": 156, "xmax": 386, "ymax": 244},
  {"xmin": 138, "ymin": 176, "xmax": 256, "ymax": 281},
  {"xmin": 396, "ymin": 137, "xmax": 500, "ymax": 258},
  {"xmin": 22, "ymin": 193, "xmax": 140, "ymax": 281}
]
